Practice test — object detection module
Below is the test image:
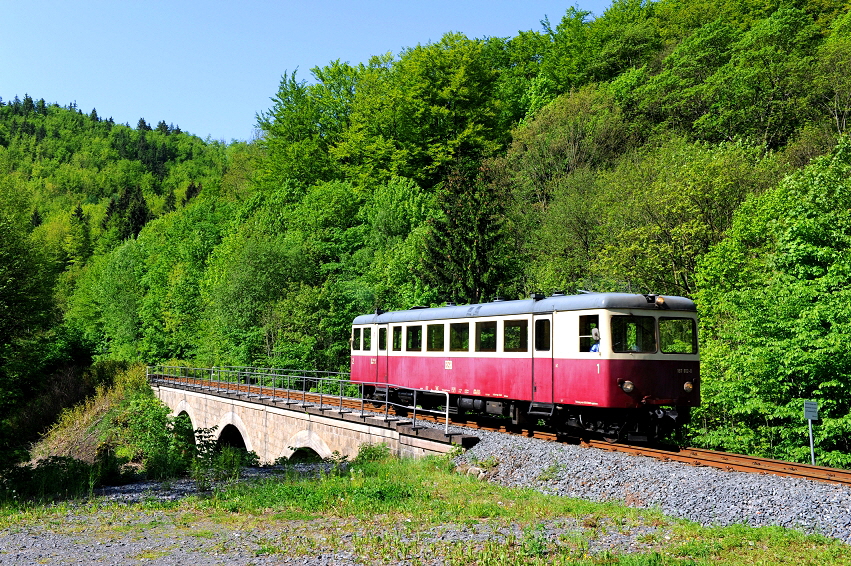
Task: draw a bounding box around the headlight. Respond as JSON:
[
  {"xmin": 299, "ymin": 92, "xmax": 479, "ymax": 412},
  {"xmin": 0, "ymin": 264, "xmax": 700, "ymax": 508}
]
[
  {"xmin": 620, "ymin": 380, "xmax": 635, "ymax": 393},
  {"xmin": 683, "ymin": 381, "xmax": 694, "ymax": 393}
]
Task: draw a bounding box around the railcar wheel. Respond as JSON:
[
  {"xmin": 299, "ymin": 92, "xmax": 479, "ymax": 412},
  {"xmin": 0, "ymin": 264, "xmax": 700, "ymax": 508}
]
[
  {"xmin": 601, "ymin": 421, "xmax": 625, "ymax": 443},
  {"xmin": 368, "ymin": 387, "xmax": 388, "ymax": 409}
]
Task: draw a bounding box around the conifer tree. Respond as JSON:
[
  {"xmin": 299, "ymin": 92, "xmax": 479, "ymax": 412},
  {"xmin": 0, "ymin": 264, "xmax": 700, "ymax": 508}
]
[
  {"xmin": 22, "ymin": 94, "xmax": 34, "ymax": 115},
  {"xmin": 420, "ymin": 161, "xmax": 519, "ymax": 304},
  {"xmin": 162, "ymin": 189, "xmax": 176, "ymax": 213},
  {"xmin": 101, "ymin": 197, "xmax": 118, "ymax": 230},
  {"xmin": 136, "ymin": 130, "xmax": 149, "ymax": 164},
  {"xmin": 115, "ymin": 186, "xmax": 150, "ymax": 239},
  {"xmin": 182, "ymin": 181, "xmax": 201, "ymax": 206},
  {"xmin": 64, "ymin": 204, "xmax": 92, "ymax": 266}
]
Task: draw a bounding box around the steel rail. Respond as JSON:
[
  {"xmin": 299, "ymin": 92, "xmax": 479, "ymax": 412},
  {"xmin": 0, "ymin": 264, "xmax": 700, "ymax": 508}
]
[
  {"xmin": 404, "ymin": 411, "xmax": 851, "ymax": 487},
  {"xmin": 584, "ymin": 442, "xmax": 851, "ymax": 487},
  {"xmin": 447, "ymin": 413, "xmax": 851, "ymax": 487},
  {"xmin": 450, "ymin": 415, "xmax": 851, "ymax": 487}
]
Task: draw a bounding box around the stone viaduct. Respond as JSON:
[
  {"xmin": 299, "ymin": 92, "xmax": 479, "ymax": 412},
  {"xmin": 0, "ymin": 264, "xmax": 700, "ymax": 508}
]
[{"xmin": 152, "ymin": 381, "xmax": 475, "ymax": 463}]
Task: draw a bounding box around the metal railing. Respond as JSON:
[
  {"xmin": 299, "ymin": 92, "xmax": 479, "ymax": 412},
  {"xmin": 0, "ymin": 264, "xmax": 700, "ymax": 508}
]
[{"xmin": 146, "ymin": 365, "xmax": 451, "ymax": 434}]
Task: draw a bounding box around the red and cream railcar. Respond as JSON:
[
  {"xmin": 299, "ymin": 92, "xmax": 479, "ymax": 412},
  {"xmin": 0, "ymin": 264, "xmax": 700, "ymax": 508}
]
[{"xmin": 350, "ymin": 292, "xmax": 699, "ymax": 441}]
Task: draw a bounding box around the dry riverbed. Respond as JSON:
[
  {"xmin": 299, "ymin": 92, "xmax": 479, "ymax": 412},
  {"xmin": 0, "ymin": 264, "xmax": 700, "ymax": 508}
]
[{"xmin": 1, "ymin": 466, "xmax": 675, "ymax": 565}]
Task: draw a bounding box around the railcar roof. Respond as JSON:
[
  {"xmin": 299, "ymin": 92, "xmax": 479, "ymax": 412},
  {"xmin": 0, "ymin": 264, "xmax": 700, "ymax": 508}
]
[{"xmin": 352, "ymin": 293, "xmax": 696, "ymax": 325}]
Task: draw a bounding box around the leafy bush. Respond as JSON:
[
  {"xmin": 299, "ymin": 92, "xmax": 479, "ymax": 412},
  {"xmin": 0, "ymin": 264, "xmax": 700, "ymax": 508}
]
[
  {"xmin": 117, "ymin": 393, "xmax": 188, "ymax": 479},
  {"xmin": 352, "ymin": 442, "xmax": 391, "ymax": 464},
  {"xmin": 190, "ymin": 428, "xmax": 258, "ymax": 490}
]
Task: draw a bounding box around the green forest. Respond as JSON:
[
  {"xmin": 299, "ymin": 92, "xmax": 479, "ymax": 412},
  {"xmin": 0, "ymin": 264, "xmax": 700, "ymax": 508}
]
[{"xmin": 2, "ymin": 0, "xmax": 851, "ymax": 479}]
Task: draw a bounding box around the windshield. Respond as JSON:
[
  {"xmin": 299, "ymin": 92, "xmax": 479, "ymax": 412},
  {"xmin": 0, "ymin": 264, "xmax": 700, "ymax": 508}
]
[
  {"xmin": 611, "ymin": 315, "xmax": 657, "ymax": 353},
  {"xmin": 660, "ymin": 317, "xmax": 697, "ymax": 354}
]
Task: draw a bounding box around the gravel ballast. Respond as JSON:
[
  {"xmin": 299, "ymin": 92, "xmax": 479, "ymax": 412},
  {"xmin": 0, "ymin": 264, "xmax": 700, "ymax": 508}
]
[{"xmin": 453, "ymin": 424, "xmax": 851, "ymax": 544}]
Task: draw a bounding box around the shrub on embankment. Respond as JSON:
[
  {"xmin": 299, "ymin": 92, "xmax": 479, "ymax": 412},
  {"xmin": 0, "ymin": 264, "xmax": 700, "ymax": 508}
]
[{"xmin": 1, "ymin": 363, "xmax": 140, "ymax": 502}]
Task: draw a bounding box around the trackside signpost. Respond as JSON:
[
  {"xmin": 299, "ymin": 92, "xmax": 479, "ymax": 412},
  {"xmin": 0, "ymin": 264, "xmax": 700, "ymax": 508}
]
[{"xmin": 804, "ymin": 400, "xmax": 818, "ymax": 465}]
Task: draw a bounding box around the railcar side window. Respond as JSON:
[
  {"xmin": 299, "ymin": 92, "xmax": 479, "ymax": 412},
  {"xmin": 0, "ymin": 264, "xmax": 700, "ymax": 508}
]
[
  {"xmin": 406, "ymin": 325, "xmax": 423, "ymax": 351},
  {"xmin": 660, "ymin": 317, "xmax": 697, "ymax": 354},
  {"xmin": 535, "ymin": 319, "xmax": 551, "ymax": 351},
  {"xmin": 476, "ymin": 321, "xmax": 497, "ymax": 352},
  {"xmin": 450, "ymin": 323, "xmax": 470, "ymax": 351},
  {"xmin": 503, "ymin": 320, "xmax": 528, "ymax": 352},
  {"xmin": 611, "ymin": 316, "xmax": 656, "ymax": 353},
  {"xmin": 579, "ymin": 315, "xmax": 599, "ymax": 352},
  {"xmin": 427, "ymin": 324, "xmax": 444, "ymax": 352},
  {"xmin": 392, "ymin": 326, "xmax": 402, "ymax": 351},
  {"xmin": 363, "ymin": 327, "xmax": 372, "ymax": 350},
  {"xmin": 378, "ymin": 328, "xmax": 387, "ymax": 351},
  {"xmin": 352, "ymin": 328, "xmax": 362, "ymax": 351}
]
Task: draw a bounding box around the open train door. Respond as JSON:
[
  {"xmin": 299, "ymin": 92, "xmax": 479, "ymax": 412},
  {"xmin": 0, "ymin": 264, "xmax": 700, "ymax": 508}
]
[{"xmin": 531, "ymin": 314, "xmax": 554, "ymax": 404}]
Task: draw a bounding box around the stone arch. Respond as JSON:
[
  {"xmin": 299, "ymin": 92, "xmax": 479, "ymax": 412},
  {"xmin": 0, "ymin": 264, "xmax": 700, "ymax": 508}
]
[
  {"xmin": 173, "ymin": 399, "xmax": 197, "ymax": 429},
  {"xmin": 215, "ymin": 411, "xmax": 254, "ymax": 453},
  {"xmin": 280, "ymin": 429, "xmax": 333, "ymax": 461},
  {"xmin": 172, "ymin": 410, "xmax": 197, "ymax": 451},
  {"xmin": 217, "ymin": 424, "xmax": 247, "ymax": 450},
  {"xmin": 289, "ymin": 447, "xmax": 324, "ymax": 462}
]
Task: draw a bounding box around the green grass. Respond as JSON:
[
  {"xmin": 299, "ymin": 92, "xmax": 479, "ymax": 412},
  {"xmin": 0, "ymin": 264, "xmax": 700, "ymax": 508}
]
[{"xmin": 1, "ymin": 453, "xmax": 849, "ymax": 565}]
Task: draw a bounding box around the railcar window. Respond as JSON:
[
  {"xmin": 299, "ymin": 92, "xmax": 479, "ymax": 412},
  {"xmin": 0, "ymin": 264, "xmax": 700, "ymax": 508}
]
[
  {"xmin": 504, "ymin": 320, "xmax": 528, "ymax": 352},
  {"xmin": 378, "ymin": 328, "xmax": 387, "ymax": 351},
  {"xmin": 363, "ymin": 327, "xmax": 372, "ymax": 350},
  {"xmin": 392, "ymin": 326, "xmax": 402, "ymax": 351},
  {"xmin": 427, "ymin": 324, "xmax": 444, "ymax": 352},
  {"xmin": 406, "ymin": 325, "xmax": 423, "ymax": 351},
  {"xmin": 450, "ymin": 323, "xmax": 470, "ymax": 351},
  {"xmin": 611, "ymin": 316, "xmax": 656, "ymax": 353},
  {"xmin": 352, "ymin": 328, "xmax": 362, "ymax": 351},
  {"xmin": 535, "ymin": 319, "xmax": 551, "ymax": 351},
  {"xmin": 660, "ymin": 317, "xmax": 697, "ymax": 354},
  {"xmin": 476, "ymin": 321, "xmax": 497, "ymax": 352},
  {"xmin": 579, "ymin": 315, "xmax": 599, "ymax": 352}
]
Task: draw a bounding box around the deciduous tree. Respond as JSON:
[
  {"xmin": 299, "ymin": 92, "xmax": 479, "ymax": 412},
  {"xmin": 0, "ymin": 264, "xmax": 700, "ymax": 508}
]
[{"xmin": 694, "ymin": 136, "xmax": 851, "ymax": 466}]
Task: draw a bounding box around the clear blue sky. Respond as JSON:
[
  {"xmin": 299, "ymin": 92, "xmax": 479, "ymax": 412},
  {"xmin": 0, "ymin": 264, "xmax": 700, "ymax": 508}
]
[{"xmin": 1, "ymin": 1, "xmax": 611, "ymax": 143}]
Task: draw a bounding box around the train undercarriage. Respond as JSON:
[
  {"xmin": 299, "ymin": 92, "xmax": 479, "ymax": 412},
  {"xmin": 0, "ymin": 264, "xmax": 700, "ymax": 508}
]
[{"xmin": 363, "ymin": 386, "xmax": 690, "ymax": 443}]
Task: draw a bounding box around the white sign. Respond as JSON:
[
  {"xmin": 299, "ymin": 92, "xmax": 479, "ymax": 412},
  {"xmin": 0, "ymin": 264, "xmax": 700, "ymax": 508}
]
[{"xmin": 804, "ymin": 400, "xmax": 819, "ymax": 421}]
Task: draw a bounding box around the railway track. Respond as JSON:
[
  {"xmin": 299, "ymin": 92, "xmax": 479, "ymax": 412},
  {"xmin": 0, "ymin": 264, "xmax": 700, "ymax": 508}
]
[
  {"xmin": 586, "ymin": 442, "xmax": 851, "ymax": 487},
  {"xmin": 153, "ymin": 376, "xmax": 851, "ymax": 487},
  {"xmin": 152, "ymin": 376, "xmax": 376, "ymax": 414},
  {"xmin": 449, "ymin": 416, "xmax": 851, "ymax": 486}
]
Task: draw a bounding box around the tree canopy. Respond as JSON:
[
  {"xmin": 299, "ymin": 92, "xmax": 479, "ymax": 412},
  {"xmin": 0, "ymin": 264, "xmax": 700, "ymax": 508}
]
[{"xmin": 3, "ymin": 0, "xmax": 851, "ymax": 466}]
